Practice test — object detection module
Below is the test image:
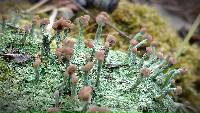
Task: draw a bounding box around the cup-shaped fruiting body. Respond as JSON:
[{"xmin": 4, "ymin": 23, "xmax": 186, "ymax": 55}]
[
  {"xmin": 106, "ymin": 34, "xmax": 116, "ymax": 47},
  {"xmin": 1, "ymin": 15, "xmax": 8, "ymax": 21},
  {"xmin": 175, "ymin": 86, "xmax": 182, "ymax": 95},
  {"xmin": 31, "ymin": 15, "xmax": 40, "ymax": 37},
  {"xmin": 85, "ymin": 39, "xmax": 94, "ymax": 48},
  {"xmin": 77, "ymin": 15, "xmax": 90, "ymax": 26},
  {"xmin": 71, "ymin": 73, "xmax": 78, "ymax": 85},
  {"xmin": 23, "ymin": 25, "xmax": 31, "ymax": 33},
  {"xmin": 82, "ymin": 62, "xmax": 94, "ymax": 86},
  {"xmin": 52, "ymin": 18, "xmax": 73, "ymax": 31},
  {"xmin": 96, "ymin": 50, "xmax": 105, "ymax": 62},
  {"xmin": 87, "ymin": 105, "xmax": 98, "ymax": 112},
  {"xmin": 64, "ymin": 64, "xmax": 77, "ymax": 95},
  {"xmin": 130, "ymin": 39, "xmax": 138, "ymax": 46},
  {"xmin": 140, "ymin": 27, "xmax": 147, "ymax": 34},
  {"xmin": 157, "ymin": 51, "xmax": 164, "ymax": 60},
  {"xmin": 96, "ymin": 12, "xmax": 109, "ymax": 26},
  {"xmin": 33, "ymin": 55, "xmax": 41, "ymax": 69},
  {"xmin": 82, "ymin": 62, "xmax": 94, "ymax": 72},
  {"xmin": 144, "ymin": 34, "xmax": 153, "ymax": 42},
  {"xmin": 40, "ymin": 18, "xmax": 49, "ymax": 26},
  {"xmin": 131, "ymin": 47, "xmax": 140, "ymax": 54},
  {"xmin": 63, "ymin": 39, "xmax": 75, "ymax": 48},
  {"xmin": 87, "ymin": 105, "xmax": 111, "ymax": 112},
  {"xmin": 65, "ymin": 64, "xmax": 77, "ymax": 76},
  {"xmin": 55, "ymin": 48, "xmax": 63, "ymax": 62},
  {"xmin": 168, "ymin": 56, "xmax": 177, "ymax": 65},
  {"xmin": 78, "ymin": 86, "xmax": 92, "ymax": 101},
  {"xmin": 85, "ymin": 54, "xmax": 92, "ymax": 62},
  {"xmin": 146, "ymin": 47, "xmax": 153, "ymax": 56},
  {"xmin": 141, "ymin": 68, "xmax": 151, "ymax": 77},
  {"xmin": 62, "ymin": 47, "xmax": 74, "ymax": 61},
  {"xmin": 95, "ymin": 50, "xmax": 105, "ymax": 88},
  {"xmin": 151, "ymin": 40, "xmax": 159, "ymax": 47},
  {"xmin": 32, "ymin": 15, "xmax": 40, "ymax": 25},
  {"xmin": 179, "ymin": 68, "xmax": 188, "ymax": 75}
]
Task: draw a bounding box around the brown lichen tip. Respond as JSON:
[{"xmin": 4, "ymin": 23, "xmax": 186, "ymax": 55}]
[
  {"xmin": 106, "ymin": 34, "xmax": 116, "ymax": 47},
  {"xmin": 55, "ymin": 48, "xmax": 63, "ymax": 57},
  {"xmin": 144, "ymin": 34, "xmax": 153, "ymax": 42},
  {"xmin": 2, "ymin": 15, "xmax": 8, "ymax": 21},
  {"xmin": 168, "ymin": 56, "xmax": 176, "ymax": 65},
  {"xmin": 175, "ymin": 86, "xmax": 182, "ymax": 95},
  {"xmin": 87, "ymin": 105, "xmax": 111, "ymax": 112},
  {"xmin": 130, "ymin": 39, "xmax": 138, "ymax": 46},
  {"xmin": 157, "ymin": 51, "xmax": 164, "ymax": 59},
  {"xmin": 62, "ymin": 47, "xmax": 74, "ymax": 60},
  {"xmin": 82, "ymin": 62, "xmax": 94, "ymax": 72},
  {"xmin": 52, "ymin": 18, "xmax": 73, "ymax": 31},
  {"xmin": 66, "ymin": 64, "xmax": 76, "ymax": 76},
  {"xmin": 179, "ymin": 67, "xmax": 188, "ymax": 75},
  {"xmin": 146, "ymin": 47, "xmax": 152, "ymax": 55},
  {"xmin": 78, "ymin": 15, "xmax": 90, "ymax": 26},
  {"xmin": 40, "ymin": 18, "xmax": 49, "ymax": 26},
  {"xmin": 78, "ymin": 86, "xmax": 92, "ymax": 101},
  {"xmin": 32, "ymin": 15, "xmax": 40, "ymax": 24},
  {"xmin": 33, "ymin": 55, "xmax": 41, "ymax": 69},
  {"xmin": 85, "ymin": 54, "xmax": 92, "ymax": 62},
  {"xmin": 96, "ymin": 50, "xmax": 105, "ymax": 62},
  {"xmin": 98, "ymin": 106, "xmax": 112, "ymax": 112},
  {"xmin": 63, "ymin": 39, "xmax": 75, "ymax": 48},
  {"xmin": 71, "ymin": 73, "xmax": 78, "ymax": 85},
  {"xmin": 85, "ymin": 39, "xmax": 94, "ymax": 48},
  {"xmin": 87, "ymin": 105, "xmax": 98, "ymax": 112},
  {"xmin": 47, "ymin": 107, "xmax": 60, "ymax": 112},
  {"xmin": 171, "ymin": 79, "xmax": 176, "ymax": 85},
  {"xmin": 140, "ymin": 27, "xmax": 147, "ymax": 33},
  {"xmin": 151, "ymin": 40, "xmax": 159, "ymax": 47},
  {"xmin": 140, "ymin": 68, "xmax": 151, "ymax": 77},
  {"xmin": 23, "ymin": 25, "xmax": 31, "ymax": 33},
  {"xmin": 96, "ymin": 11, "xmax": 109, "ymax": 25},
  {"xmin": 132, "ymin": 47, "xmax": 138, "ymax": 53}
]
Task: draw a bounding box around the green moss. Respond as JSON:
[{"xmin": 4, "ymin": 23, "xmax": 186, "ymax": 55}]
[
  {"xmin": 111, "ymin": 1, "xmax": 178, "ymax": 50},
  {"xmin": 0, "ymin": 59, "xmax": 11, "ymax": 81}
]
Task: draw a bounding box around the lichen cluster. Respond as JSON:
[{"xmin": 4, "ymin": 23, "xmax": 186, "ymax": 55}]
[
  {"xmin": 0, "ymin": 12, "xmax": 187, "ymax": 112},
  {"xmin": 94, "ymin": 0, "xmax": 200, "ymax": 110}
]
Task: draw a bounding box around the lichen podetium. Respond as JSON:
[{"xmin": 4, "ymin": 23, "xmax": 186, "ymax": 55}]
[{"xmin": 0, "ymin": 13, "xmax": 186, "ymax": 112}]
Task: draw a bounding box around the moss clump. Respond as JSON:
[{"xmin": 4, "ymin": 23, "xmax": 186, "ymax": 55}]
[
  {"xmin": 111, "ymin": 0, "xmax": 179, "ymax": 50},
  {"xmin": 0, "ymin": 59, "xmax": 11, "ymax": 81}
]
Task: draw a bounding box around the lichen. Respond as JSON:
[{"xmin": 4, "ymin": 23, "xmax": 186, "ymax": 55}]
[{"xmin": 0, "ymin": 13, "xmax": 186, "ymax": 112}]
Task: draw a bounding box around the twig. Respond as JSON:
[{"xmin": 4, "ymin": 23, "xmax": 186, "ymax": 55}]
[
  {"xmin": 36, "ymin": 5, "xmax": 55, "ymax": 14},
  {"xmin": 47, "ymin": 8, "xmax": 58, "ymax": 31},
  {"xmin": 176, "ymin": 14, "xmax": 200, "ymax": 59},
  {"xmin": 25, "ymin": 0, "xmax": 50, "ymax": 13},
  {"xmin": 69, "ymin": 0, "xmax": 131, "ymax": 39}
]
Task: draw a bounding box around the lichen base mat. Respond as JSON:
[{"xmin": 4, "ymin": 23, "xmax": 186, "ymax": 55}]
[{"xmin": 0, "ymin": 14, "xmax": 185, "ymax": 112}]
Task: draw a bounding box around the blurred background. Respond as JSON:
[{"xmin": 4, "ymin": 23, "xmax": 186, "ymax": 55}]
[{"xmin": 0, "ymin": 0, "xmax": 200, "ymax": 111}]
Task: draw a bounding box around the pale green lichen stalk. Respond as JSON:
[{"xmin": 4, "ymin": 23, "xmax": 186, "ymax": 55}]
[{"xmin": 0, "ymin": 12, "xmax": 186, "ymax": 112}]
